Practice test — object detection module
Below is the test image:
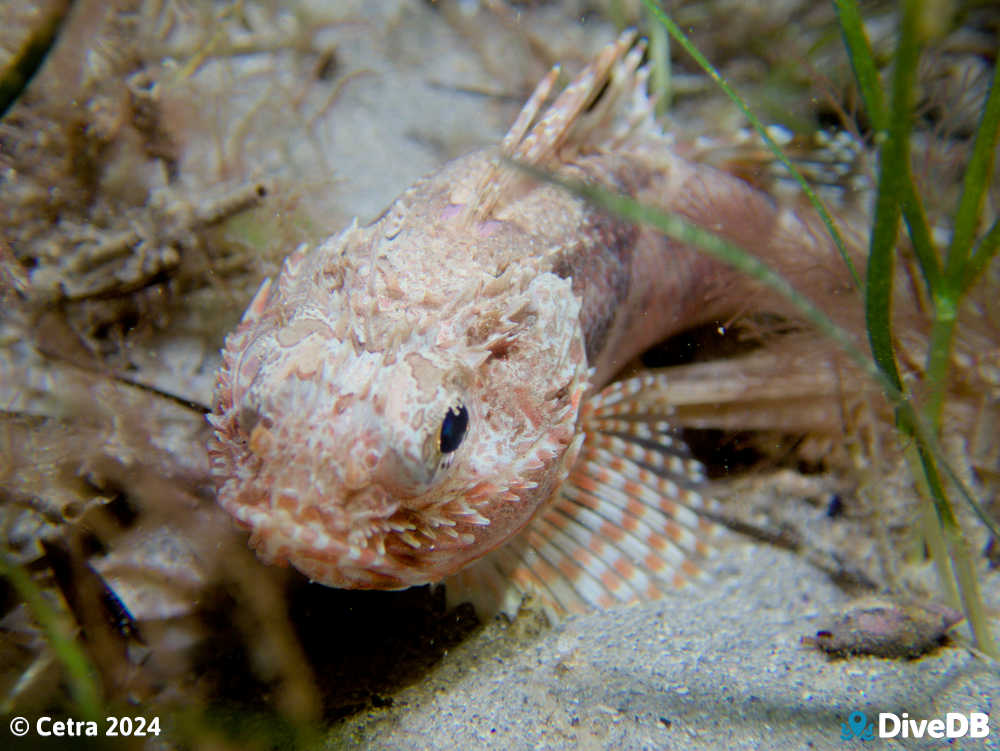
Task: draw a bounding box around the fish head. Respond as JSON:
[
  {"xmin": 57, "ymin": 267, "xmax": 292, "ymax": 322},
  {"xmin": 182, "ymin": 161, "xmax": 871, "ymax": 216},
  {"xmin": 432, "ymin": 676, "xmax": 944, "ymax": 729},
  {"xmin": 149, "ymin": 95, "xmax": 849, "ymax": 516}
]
[{"xmin": 208, "ymin": 188, "xmax": 590, "ymax": 589}]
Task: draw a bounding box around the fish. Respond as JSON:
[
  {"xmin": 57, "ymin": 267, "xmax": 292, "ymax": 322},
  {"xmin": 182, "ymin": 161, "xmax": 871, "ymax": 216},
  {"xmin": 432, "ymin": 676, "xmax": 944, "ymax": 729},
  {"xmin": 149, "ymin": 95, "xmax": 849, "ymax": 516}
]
[{"xmin": 207, "ymin": 31, "xmax": 855, "ymax": 620}]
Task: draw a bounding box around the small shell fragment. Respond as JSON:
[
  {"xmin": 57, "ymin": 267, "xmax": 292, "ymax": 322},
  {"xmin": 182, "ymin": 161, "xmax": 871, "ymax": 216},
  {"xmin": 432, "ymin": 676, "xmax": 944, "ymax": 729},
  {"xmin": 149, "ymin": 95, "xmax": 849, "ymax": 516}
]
[{"xmin": 802, "ymin": 597, "xmax": 964, "ymax": 659}]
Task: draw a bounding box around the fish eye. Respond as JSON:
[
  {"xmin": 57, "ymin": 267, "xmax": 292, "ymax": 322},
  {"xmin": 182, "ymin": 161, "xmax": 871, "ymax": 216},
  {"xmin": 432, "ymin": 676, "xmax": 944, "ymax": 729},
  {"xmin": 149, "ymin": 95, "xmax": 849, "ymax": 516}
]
[{"xmin": 439, "ymin": 404, "xmax": 469, "ymax": 454}]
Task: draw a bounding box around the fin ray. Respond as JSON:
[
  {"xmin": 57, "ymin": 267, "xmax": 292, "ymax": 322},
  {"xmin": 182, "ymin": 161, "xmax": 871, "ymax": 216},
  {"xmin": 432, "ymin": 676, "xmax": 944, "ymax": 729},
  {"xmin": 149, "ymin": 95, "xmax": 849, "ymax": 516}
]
[{"xmin": 447, "ymin": 371, "xmax": 726, "ymax": 621}]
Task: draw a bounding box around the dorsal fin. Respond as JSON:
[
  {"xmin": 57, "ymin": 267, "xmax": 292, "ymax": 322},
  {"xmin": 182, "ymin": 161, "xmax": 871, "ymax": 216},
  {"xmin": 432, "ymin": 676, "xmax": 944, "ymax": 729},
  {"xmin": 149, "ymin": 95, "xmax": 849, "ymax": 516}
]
[{"xmin": 469, "ymin": 30, "xmax": 655, "ymax": 222}]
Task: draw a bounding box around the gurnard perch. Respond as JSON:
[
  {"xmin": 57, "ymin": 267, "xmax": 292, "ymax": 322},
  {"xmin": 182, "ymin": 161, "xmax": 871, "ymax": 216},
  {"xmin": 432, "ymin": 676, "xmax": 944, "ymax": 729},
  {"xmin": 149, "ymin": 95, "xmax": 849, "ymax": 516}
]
[{"xmin": 208, "ymin": 32, "xmax": 854, "ymax": 618}]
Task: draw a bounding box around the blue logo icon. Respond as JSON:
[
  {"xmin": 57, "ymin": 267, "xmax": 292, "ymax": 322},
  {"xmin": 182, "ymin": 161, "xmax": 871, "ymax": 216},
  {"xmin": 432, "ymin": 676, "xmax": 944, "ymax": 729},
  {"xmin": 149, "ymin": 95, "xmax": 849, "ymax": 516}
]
[{"xmin": 841, "ymin": 711, "xmax": 875, "ymax": 741}]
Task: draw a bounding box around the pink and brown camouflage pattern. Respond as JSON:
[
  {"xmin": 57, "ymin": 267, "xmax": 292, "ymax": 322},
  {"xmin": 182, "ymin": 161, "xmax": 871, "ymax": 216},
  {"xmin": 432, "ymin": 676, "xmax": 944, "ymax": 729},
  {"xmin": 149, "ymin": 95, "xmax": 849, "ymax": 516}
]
[{"xmin": 208, "ymin": 32, "xmax": 852, "ymax": 619}]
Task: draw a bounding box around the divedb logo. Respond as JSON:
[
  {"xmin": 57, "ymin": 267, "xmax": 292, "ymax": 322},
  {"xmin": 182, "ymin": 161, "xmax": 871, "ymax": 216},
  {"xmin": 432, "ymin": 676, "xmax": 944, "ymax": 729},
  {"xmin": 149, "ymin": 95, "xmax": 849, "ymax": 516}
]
[
  {"xmin": 842, "ymin": 710, "xmax": 991, "ymax": 740},
  {"xmin": 879, "ymin": 712, "xmax": 990, "ymax": 739}
]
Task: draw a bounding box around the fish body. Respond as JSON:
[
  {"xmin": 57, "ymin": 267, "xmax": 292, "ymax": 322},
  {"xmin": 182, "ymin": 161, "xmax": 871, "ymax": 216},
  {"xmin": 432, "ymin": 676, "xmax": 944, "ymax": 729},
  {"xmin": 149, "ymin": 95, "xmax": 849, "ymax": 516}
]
[{"xmin": 208, "ymin": 33, "xmax": 849, "ymax": 617}]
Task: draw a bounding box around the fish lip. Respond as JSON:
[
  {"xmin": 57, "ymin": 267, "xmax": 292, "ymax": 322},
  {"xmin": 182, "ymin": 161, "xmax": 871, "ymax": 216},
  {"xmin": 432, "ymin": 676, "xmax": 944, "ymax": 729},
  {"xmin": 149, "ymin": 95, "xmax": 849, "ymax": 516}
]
[{"xmin": 342, "ymin": 483, "xmax": 402, "ymax": 526}]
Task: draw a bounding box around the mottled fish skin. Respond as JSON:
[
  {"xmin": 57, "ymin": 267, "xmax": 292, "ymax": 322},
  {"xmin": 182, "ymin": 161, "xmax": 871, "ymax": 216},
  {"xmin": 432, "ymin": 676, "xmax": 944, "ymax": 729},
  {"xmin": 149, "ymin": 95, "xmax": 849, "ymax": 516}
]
[{"xmin": 208, "ymin": 33, "xmax": 851, "ymax": 616}]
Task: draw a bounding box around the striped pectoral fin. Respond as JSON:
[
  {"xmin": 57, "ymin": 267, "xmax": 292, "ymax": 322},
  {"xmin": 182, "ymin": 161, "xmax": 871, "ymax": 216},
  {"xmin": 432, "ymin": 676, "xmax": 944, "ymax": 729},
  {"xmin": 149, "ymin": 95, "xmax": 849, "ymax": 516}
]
[{"xmin": 446, "ymin": 374, "xmax": 725, "ymax": 622}]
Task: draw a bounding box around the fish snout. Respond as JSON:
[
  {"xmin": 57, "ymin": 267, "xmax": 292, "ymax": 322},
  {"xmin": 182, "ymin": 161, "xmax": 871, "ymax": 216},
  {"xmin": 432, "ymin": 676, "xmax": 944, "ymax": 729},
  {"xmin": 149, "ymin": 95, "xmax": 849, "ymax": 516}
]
[
  {"xmin": 327, "ymin": 397, "xmax": 435, "ymax": 499},
  {"xmin": 332, "ymin": 398, "xmax": 389, "ymax": 491}
]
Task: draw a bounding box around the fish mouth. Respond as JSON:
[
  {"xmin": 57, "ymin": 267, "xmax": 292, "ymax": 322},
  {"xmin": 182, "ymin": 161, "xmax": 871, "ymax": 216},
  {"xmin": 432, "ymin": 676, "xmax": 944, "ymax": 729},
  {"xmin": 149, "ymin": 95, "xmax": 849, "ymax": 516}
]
[
  {"xmin": 212, "ymin": 458, "xmax": 496, "ymax": 588},
  {"xmin": 207, "ymin": 393, "xmax": 490, "ymax": 587}
]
